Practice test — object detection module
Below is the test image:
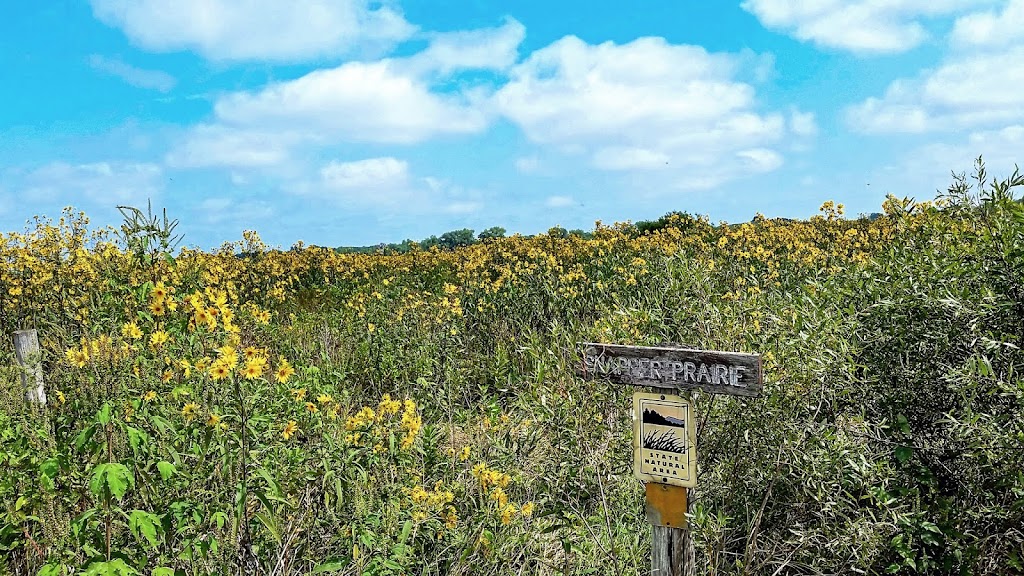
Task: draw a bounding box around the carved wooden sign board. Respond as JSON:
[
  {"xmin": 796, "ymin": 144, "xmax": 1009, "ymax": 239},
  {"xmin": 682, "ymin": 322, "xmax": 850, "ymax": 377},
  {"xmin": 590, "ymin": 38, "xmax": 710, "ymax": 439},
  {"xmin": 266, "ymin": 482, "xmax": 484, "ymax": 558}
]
[{"xmin": 578, "ymin": 342, "xmax": 763, "ymax": 397}]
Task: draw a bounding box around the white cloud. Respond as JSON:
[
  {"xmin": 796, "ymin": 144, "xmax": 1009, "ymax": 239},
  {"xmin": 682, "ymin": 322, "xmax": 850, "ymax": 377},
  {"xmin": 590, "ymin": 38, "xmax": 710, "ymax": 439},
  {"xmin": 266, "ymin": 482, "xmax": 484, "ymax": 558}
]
[
  {"xmin": 545, "ymin": 195, "xmax": 574, "ymax": 208},
  {"xmin": 870, "ymin": 125, "xmax": 1024, "ymax": 198},
  {"xmin": 88, "ymin": 54, "xmax": 176, "ymax": 92},
  {"xmin": 320, "ymin": 157, "xmax": 410, "ymax": 192},
  {"xmin": 166, "ymin": 125, "xmax": 298, "ymax": 168},
  {"xmin": 736, "ymin": 148, "xmax": 785, "ymax": 172},
  {"xmin": 789, "ymin": 109, "xmax": 818, "ymax": 136},
  {"xmin": 741, "ymin": 0, "xmax": 990, "ymax": 53},
  {"xmin": 401, "ymin": 17, "xmax": 526, "ymax": 76},
  {"xmin": 170, "ymin": 58, "xmax": 490, "ymax": 168},
  {"xmin": 847, "ymin": 46, "xmax": 1024, "ymax": 133},
  {"xmin": 494, "ymin": 36, "xmax": 801, "ymax": 188},
  {"xmin": 90, "ymin": 0, "xmax": 414, "ymax": 61},
  {"xmin": 214, "ymin": 60, "xmax": 487, "ymax": 143},
  {"xmin": 292, "ymin": 157, "xmax": 483, "ymax": 215},
  {"xmin": 593, "ymin": 147, "xmax": 671, "ymax": 171},
  {"xmin": 20, "ymin": 162, "xmax": 163, "ymax": 207},
  {"xmin": 951, "ymin": 0, "xmax": 1024, "ymax": 48}
]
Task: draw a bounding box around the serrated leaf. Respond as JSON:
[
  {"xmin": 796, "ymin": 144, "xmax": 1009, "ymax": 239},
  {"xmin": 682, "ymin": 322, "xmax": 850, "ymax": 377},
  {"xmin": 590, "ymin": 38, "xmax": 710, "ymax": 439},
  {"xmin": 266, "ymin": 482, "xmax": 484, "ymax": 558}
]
[
  {"xmin": 156, "ymin": 461, "xmax": 176, "ymax": 481},
  {"xmin": 91, "ymin": 463, "xmax": 134, "ymax": 500},
  {"xmin": 75, "ymin": 425, "xmax": 97, "ymax": 451},
  {"xmin": 126, "ymin": 427, "xmax": 148, "ymax": 452},
  {"xmin": 129, "ymin": 510, "xmax": 160, "ymax": 548}
]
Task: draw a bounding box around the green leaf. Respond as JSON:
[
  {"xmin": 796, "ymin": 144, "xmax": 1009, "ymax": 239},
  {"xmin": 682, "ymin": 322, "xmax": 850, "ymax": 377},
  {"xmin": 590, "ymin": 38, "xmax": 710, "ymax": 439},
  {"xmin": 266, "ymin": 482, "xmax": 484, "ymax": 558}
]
[
  {"xmin": 156, "ymin": 461, "xmax": 176, "ymax": 481},
  {"xmin": 895, "ymin": 446, "xmax": 913, "ymax": 464},
  {"xmin": 309, "ymin": 559, "xmax": 350, "ymax": 574},
  {"xmin": 81, "ymin": 559, "xmax": 138, "ymax": 576},
  {"xmin": 74, "ymin": 425, "xmax": 97, "ymax": 451},
  {"xmin": 151, "ymin": 568, "xmax": 175, "ymax": 576},
  {"xmin": 37, "ymin": 563, "xmax": 64, "ymax": 576},
  {"xmin": 896, "ymin": 414, "xmax": 910, "ymax": 435},
  {"xmin": 211, "ymin": 511, "xmax": 227, "ymax": 530},
  {"xmin": 97, "ymin": 403, "xmax": 112, "ymax": 426},
  {"xmin": 126, "ymin": 427, "xmax": 148, "ymax": 452},
  {"xmin": 129, "ymin": 510, "xmax": 161, "ymax": 548},
  {"xmin": 90, "ymin": 463, "xmax": 134, "ymax": 501}
]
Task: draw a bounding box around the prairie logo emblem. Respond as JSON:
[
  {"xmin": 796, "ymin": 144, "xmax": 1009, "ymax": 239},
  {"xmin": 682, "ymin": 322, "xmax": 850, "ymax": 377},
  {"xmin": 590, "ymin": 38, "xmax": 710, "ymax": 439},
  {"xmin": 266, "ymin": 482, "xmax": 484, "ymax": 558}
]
[{"xmin": 633, "ymin": 392, "xmax": 697, "ymax": 487}]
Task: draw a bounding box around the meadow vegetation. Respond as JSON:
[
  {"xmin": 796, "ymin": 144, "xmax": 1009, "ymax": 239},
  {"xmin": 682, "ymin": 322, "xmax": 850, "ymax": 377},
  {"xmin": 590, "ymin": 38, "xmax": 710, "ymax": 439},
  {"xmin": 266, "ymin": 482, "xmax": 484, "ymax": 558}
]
[{"xmin": 1, "ymin": 159, "xmax": 1023, "ymax": 575}]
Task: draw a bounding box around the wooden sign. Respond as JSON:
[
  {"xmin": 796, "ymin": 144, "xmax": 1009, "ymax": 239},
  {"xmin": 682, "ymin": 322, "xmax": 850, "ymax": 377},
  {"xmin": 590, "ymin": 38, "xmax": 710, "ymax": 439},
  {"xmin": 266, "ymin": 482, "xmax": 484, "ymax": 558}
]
[
  {"xmin": 633, "ymin": 392, "xmax": 696, "ymax": 488},
  {"xmin": 579, "ymin": 342, "xmax": 762, "ymax": 397}
]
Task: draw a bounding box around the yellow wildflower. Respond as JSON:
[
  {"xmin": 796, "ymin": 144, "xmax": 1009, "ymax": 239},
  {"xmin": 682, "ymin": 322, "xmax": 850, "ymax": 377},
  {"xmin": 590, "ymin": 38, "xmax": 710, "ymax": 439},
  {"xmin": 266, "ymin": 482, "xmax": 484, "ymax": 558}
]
[
  {"xmin": 121, "ymin": 322, "xmax": 143, "ymax": 340},
  {"xmin": 181, "ymin": 402, "xmax": 200, "ymax": 422},
  {"xmin": 276, "ymin": 358, "xmax": 296, "ymax": 383}
]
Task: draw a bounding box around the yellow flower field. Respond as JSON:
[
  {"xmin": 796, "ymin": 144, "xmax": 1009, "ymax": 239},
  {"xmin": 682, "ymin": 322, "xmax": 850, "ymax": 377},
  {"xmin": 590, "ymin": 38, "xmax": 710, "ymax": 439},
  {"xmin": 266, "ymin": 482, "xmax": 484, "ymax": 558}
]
[{"xmin": 2, "ymin": 165, "xmax": 1023, "ymax": 575}]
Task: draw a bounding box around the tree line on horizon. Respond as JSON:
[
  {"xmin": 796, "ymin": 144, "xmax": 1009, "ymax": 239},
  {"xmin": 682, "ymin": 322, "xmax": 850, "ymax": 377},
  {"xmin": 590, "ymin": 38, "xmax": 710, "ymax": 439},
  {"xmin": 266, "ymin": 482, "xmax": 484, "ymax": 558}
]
[{"xmin": 332, "ymin": 210, "xmax": 886, "ymax": 254}]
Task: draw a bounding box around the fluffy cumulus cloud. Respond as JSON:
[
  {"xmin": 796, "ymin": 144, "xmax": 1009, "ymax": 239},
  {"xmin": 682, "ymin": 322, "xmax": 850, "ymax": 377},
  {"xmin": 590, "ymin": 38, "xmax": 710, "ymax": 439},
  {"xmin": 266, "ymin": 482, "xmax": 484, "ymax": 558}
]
[
  {"xmin": 847, "ymin": 0, "xmax": 1024, "ymax": 134},
  {"xmin": 494, "ymin": 36, "xmax": 803, "ymax": 189},
  {"xmin": 168, "ymin": 21, "xmax": 522, "ymax": 169},
  {"xmin": 742, "ymin": 0, "xmax": 991, "ymax": 53},
  {"xmin": 19, "ymin": 161, "xmax": 163, "ymax": 207},
  {"xmin": 400, "ymin": 18, "xmax": 526, "ymax": 77},
  {"xmin": 292, "ymin": 157, "xmax": 483, "ymax": 215},
  {"xmin": 951, "ymin": 0, "xmax": 1024, "ymax": 48},
  {"xmin": 90, "ymin": 0, "xmax": 414, "ymax": 61},
  {"xmin": 211, "ymin": 60, "xmax": 488, "ymax": 144}
]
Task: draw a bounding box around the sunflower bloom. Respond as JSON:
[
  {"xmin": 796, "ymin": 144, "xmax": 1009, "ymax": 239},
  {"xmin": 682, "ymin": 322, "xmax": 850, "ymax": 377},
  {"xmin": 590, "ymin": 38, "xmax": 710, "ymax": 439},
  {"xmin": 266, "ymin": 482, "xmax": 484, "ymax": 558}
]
[
  {"xmin": 275, "ymin": 358, "xmax": 296, "ymax": 383},
  {"xmin": 282, "ymin": 420, "xmax": 298, "ymax": 440},
  {"xmin": 181, "ymin": 402, "xmax": 200, "ymax": 422},
  {"xmin": 242, "ymin": 359, "xmax": 264, "ymax": 380}
]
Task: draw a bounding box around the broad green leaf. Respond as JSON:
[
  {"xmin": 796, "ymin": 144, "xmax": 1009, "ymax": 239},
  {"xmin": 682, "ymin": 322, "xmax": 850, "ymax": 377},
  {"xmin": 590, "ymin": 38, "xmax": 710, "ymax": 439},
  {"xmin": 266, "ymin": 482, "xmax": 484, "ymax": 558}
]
[
  {"xmin": 81, "ymin": 559, "xmax": 138, "ymax": 576},
  {"xmin": 895, "ymin": 446, "xmax": 913, "ymax": 464},
  {"xmin": 156, "ymin": 461, "xmax": 176, "ymax": 481},
  {"xmin": 74, "ymin": 426, "xmax": 95, "ymax": 453},
  {"xmin": 126, "ymin": 427, "xmax": 148, "ymax": 452},
  {"xmin": 309, "ymin": 558, "xmax": 350, "ymax": 574},
  {"xmin": 151, "ymin": 568, "xmax": 175, "ymax": 576},
  {"xmin": 37, "ymin": 563, "xmax": 64, "ymax": 576},
  {"xmin": 129, "ymin": 509, "xmax": 161, "ymax": 548},
  {"xmin": 90, "ymin": 463, "xmax": 134, "ymax": 500},
  {"xmin": 97, "ymin": 403, "xmax": 111, "ymax": 426}
]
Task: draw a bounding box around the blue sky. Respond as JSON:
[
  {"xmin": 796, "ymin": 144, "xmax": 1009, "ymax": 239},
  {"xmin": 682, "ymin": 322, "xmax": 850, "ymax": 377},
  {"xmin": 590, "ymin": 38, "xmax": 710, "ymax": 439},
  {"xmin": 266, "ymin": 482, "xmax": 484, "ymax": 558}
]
[{"xmin": 2, "ymin": 0, "xmax": 1023, "ymax": 249}]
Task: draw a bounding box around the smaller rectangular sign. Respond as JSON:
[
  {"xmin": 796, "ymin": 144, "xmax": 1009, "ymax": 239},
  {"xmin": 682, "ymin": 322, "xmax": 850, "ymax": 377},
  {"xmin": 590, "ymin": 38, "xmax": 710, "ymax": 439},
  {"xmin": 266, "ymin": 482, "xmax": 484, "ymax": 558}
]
[{"xmin": 633, "ymin": 392, "xmax": 697, "ymax": 488}]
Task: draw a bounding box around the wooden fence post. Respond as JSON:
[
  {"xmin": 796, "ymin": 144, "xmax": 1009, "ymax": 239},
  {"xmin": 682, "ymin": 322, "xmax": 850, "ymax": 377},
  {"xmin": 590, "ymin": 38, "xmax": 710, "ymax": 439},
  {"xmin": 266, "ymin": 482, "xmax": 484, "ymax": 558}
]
[{"xmin": 13, "ymin": 329, "xmax": 46, "ymax": 405}]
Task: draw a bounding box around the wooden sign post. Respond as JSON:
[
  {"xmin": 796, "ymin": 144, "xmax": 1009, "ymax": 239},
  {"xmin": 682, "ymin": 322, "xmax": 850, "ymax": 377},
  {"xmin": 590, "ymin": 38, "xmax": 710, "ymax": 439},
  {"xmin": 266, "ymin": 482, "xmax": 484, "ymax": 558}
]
[
  {"xmin": 14, "ymin": 329, "xmax": 46, "ymax": 405},
  {"xmin": 579, "ymin": 342, "xmax": 762, "ymax": 576}
]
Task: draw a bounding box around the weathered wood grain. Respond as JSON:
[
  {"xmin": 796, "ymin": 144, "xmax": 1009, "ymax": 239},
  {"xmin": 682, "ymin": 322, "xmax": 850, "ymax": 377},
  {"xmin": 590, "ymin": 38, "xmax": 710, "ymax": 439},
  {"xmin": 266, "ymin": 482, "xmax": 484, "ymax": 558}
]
[
  {"xmin": 578, "ymin": 342, "xmax": 763, "ymax": 397},
  {"xmin": 13, "ymin": 329, "xmax": 46, "ymax": 405}
]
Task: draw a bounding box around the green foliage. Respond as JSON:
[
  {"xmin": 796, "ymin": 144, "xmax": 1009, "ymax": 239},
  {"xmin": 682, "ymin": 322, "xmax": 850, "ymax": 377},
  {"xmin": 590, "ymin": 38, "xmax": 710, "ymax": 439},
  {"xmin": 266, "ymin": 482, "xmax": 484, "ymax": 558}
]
[{"xmin": 1, "ymin": 159, "xmax": 1022, "ymax": 574}]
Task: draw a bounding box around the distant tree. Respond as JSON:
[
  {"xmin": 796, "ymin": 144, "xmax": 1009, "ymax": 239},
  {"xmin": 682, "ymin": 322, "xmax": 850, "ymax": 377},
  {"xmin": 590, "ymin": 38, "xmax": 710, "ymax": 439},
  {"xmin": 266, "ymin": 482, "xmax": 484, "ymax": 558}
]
[
  {"xmin": 477, "ymin": 226, "xmax": 506, "ymax": 242},
  {"xmin": 547, "ymin": 226, "xmax": 568, "ymax": 239},
  {"xmin": 439, "ymin": 229, "xmax": 476, "ymax": 249}
]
